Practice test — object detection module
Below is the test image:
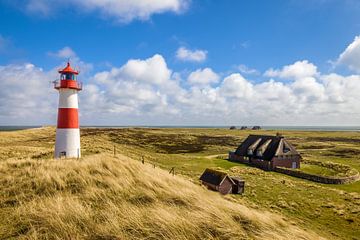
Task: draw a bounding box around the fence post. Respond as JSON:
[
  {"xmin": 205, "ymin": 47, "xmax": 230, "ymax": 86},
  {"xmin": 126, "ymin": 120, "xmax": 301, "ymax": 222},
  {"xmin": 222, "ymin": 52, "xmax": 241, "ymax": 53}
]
[
  {"xmin": 169, "ymin": 167, "xmax": 175, "ymax": 176},
  {"xmin": 113, "ymin": 145, "xmax": 116, "ymax": 157}
]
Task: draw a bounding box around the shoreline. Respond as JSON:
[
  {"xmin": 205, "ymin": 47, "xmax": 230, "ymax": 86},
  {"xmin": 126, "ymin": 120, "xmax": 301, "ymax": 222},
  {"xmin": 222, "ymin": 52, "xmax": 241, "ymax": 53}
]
[{"xmin": 1, "ymin": 125, "xmax": 360, "ymax": 132}]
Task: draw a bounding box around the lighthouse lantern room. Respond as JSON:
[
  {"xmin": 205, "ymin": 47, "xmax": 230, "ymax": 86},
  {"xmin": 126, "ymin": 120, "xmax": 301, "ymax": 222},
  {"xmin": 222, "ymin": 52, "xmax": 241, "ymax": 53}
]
[{"xmin": 54, "ymin": 62, "xmax": 82, "ymax": 159}]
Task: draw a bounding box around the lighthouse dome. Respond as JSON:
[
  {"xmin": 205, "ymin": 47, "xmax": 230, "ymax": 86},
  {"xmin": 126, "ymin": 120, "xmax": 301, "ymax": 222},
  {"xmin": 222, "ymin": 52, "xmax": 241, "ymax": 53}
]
[{"xmin": 58, "ymin": 62, "xmax": 79, "ymax": 75}]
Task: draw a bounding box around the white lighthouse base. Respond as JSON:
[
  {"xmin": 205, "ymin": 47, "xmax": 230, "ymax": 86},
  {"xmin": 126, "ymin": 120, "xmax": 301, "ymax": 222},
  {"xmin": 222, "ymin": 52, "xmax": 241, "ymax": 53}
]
[{"xmin": 55, "ymin": 128, "xmax": 81, "ymax": 159}]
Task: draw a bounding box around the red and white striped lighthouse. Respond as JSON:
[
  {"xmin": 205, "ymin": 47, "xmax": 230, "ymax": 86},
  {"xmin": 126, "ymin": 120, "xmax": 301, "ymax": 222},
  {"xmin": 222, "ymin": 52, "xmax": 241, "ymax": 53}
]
[{"xmin": 54, "ymin": 62, "xmax": 82, "ymax": 159}]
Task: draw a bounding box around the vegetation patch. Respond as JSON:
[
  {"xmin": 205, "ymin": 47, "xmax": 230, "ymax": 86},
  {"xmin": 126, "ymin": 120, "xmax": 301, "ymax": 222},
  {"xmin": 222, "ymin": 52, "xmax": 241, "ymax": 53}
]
[{"xmin": 302, "ymin": 160, "xmax": 359, "ymax": 178}]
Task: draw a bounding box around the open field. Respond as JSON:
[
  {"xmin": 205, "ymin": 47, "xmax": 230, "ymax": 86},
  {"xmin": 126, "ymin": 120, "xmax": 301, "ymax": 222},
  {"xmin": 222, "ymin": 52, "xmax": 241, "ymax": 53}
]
[{"xmin": 0, "ymin": 127, "xmax": 360, "ymax": 239}]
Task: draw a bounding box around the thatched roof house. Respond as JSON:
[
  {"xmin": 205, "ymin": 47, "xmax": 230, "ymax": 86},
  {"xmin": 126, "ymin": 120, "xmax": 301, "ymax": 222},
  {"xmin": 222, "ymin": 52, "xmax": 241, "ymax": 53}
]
[
  {"xmin": 200, "ymin": 169, "xmax": 245, "ymax": 195},
  {"xmin": 229, "ymin": 134, "xmax": 301, "ymax": 170}
]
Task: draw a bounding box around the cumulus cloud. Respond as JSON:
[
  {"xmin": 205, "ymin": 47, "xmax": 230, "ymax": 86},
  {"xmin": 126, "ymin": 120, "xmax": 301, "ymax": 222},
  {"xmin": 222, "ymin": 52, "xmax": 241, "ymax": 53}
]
[
  {"xmin": 83, "ymin": 55, "xmax": 360, "ymax": 125},
  {"xmin": 187, "ymin": 68, "xmax": 219, "ymax": 86},
  {"xmin": 2, "ymin": 53, "xmax": 360, "ymax": 125},
  {"xmin": 335, "ymin": 35, "xmax": 360, "ymax": 73},
  {"xmin": 17, "ymin": 0, "xmax": 190, "ymax": 22},
  {"xmin": 176, "ymin": 47, "xmax": 207, "ymax": 62},
  {"xmin": 84, "ymin": 54, "xmax": 182, "ymax": 122},
  {"xmin": 48, "ymin": 46, "xmax": 77, "ymax": 59},
  {"xmin": 264, "ymin": 60, "xmax": 318, "ymax": 80},
  {"xmin": 219, "ymin": 74, "xmax": 254, "ymax": 99},
  {"xmin": 48, "ymin": 46, "xmax": 93, "ymax": 74},
  {"xmin": 0, "ymin": 63, "xmax": 57, "ymax": 125},
  {"xmin": 118, "ymin": 54, "xmax": 171, "ymax": 85}
]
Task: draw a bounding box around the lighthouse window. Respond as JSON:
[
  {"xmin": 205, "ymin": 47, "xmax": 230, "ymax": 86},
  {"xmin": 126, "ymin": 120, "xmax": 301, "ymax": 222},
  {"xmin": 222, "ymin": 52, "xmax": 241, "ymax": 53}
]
[{"xmin": 61, "ymin": 73, "xmax": 76, "ymax": 80}]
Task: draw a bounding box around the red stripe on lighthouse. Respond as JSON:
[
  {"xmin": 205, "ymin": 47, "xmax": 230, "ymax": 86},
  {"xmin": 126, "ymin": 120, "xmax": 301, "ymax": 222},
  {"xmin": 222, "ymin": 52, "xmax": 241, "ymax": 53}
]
[{"xmin": 57, "ymin": 108, "xmax": 79, "ymax": 128}]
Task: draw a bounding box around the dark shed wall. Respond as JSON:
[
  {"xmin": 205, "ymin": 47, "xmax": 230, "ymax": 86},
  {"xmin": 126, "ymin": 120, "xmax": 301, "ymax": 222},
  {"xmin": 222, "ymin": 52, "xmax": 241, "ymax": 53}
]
[
  {"xmin": 202, "ymin": 181, "xmax": 218, "ymax": 191},
  {"xmin": 218, "ymin": 177, "xmax": 233, "ymax": 195}
]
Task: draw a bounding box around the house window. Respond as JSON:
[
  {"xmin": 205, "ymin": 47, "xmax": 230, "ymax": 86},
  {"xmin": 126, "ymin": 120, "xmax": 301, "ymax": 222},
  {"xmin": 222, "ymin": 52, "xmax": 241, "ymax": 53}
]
[{"xmin": 247, "ymin": 149, "xmax": 253, "ymax": 155}]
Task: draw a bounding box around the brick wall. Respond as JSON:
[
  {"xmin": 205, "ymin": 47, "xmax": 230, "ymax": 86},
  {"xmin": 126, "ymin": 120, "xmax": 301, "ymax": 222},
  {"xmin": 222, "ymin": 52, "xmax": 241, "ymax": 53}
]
[
  {"xmin": 250, "ymin": 158, "xmax": 271, "ymax": 170},
  {"xmin": 271, "ymin": 155, "xmax": 301, "ymax": 169},
  {"xmin": 228, "ymin": 152, "xmax": 249, "ymax": 164}
]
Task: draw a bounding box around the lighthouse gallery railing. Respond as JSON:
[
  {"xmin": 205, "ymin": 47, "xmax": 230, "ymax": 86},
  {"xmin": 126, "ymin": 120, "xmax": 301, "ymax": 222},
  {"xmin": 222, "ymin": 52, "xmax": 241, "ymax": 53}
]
[{"xmin": 53, "ymin": 80, "xmax": 83, "ymax": 91}]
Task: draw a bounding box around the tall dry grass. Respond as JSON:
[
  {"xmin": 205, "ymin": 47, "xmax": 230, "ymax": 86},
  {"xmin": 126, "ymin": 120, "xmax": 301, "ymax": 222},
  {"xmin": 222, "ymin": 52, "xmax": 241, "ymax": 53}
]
[{"xmin": 0, "ymin": 154, "xmax": 324, "ymax": 239}]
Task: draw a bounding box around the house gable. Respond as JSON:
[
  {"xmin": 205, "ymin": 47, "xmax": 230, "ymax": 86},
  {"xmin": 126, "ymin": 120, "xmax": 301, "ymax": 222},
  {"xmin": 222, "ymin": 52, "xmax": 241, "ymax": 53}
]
[{"xmin": 234, "ymin": 135, "xmax": 300, "ymax": 161}]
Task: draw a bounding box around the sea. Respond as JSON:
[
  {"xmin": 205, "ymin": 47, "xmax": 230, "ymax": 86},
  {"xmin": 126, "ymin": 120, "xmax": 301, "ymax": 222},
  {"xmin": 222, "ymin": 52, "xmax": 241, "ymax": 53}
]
[{"xmin": 1, "ymin": 125, "xmax": 360, "ymax": 132}]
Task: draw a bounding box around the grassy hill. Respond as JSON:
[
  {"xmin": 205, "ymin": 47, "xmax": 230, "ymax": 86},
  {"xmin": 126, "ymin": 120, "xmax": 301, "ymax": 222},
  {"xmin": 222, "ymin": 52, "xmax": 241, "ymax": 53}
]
[
  {"xmin": 1, "ymin": 127, "xmax": 359, "ymax": 239},
  {"xmin": 0, "ymin": 154, "xmax": 321, "ymax": 239}
]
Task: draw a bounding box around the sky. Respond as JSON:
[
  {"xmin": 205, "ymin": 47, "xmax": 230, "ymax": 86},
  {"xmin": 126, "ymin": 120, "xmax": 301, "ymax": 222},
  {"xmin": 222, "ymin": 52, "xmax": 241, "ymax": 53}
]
[{"xmin": 0, "ymin": 0, "xmax": 360, "ymax": 126}]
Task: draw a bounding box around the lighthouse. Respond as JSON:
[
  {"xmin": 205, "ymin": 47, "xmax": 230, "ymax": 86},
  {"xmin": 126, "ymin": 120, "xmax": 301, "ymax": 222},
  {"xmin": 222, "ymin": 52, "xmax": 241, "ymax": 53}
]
[{"xmin": 54, "ymin": 62, "xmax": 82, "ymax": 159}]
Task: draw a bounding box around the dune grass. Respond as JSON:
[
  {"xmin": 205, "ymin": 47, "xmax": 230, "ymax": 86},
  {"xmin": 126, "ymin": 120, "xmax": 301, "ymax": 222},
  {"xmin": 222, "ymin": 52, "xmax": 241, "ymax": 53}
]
[
  {"xmin": 0, "ymin": 127, "xmax": 360, "ymax": 239},
  {"xmin": 0, "ymin": 154, "xmax": 322, "ymax": 239}
]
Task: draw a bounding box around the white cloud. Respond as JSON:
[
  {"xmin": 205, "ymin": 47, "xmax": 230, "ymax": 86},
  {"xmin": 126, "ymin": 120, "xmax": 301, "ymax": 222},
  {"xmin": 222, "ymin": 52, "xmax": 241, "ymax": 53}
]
[
  {"xmin": 119, "ymin": 54, "xmax": 171, "ymax": 85},
  {"xmin": 335, "ymin": 35, "xmax": 360, "ymax": 73},
  {"xmin": 0, "ymin": 63, "xmax": 57, "ymax": 125},
  {"xmin": 176, "ymin": 47, "xmax": 207, "ymax": 62},
  {"xmin": 237, "ymin": 64, "xmax": 260, "ymax": 75},
  {"xmin": 291, "ymin": 77, "xmax": 326, "ymax": 103},
  {"xmin": 264, "ymin": 60, "xmax": 318, "ymax": 80},
  {"xmin": 87, "ymin": 54, "xmax": 182, "ymax": 121},
  {"xmin": 219, "ymin": 73, "xmax": 254, "ymax": 99},
  {"xmin": 48, "ymin": 46, "xmax": 93, "ymax": 74},
  {"xmin": 20, "ymin": 0, "xmax": 189, "ymax": 22},
  {"xmin": 187, "ymin": 68, "xmax": 219, "ymax": 86},
  {"xmin": 49, "ymin": 46, "xmax": 77, "ymax": 59},
  {"xmin": 2, "ymin": 54, "xmax": 360, "ymax": 126}
]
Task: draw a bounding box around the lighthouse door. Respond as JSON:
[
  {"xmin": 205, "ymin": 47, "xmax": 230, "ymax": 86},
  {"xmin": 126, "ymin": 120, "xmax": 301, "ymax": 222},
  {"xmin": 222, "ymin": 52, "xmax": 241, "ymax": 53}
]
[{"xmin": 60, "ymin": 151, "xmax": 66, "ymax": 158}]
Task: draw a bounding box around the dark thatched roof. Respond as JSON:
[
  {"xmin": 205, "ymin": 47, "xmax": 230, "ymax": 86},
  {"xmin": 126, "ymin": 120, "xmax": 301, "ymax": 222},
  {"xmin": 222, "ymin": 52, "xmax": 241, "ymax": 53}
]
[
  {"xmin": 234, "ymin": 135, "xmax": 300, "ymax": 161},
  {"xmin": 199, "ymin": 168, "xmax": 234, "ymax": 186}
]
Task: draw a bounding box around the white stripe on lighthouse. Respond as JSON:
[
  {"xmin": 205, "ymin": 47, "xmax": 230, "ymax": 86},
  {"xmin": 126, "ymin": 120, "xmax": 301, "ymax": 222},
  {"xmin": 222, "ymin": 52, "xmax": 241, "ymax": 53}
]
[
  {"xmin": 58, "ymin": 89, "xmax": 79, "ymax": 108},
  {"xmin": 55, "ymin": 128, "xmax": 81, "ymax": 158}
]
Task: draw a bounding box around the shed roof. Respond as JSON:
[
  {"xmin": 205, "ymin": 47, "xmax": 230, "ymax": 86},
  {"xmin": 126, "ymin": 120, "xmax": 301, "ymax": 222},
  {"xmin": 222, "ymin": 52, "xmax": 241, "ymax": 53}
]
[
  {"xmin": 200, "ymin": 168, "xmax": 234, "ymax": 186},
  {"xmin": 230, "ymin": 176, "xmax": 245, "ymax": 183},
  {"xmin": 234, "ymin": 135, "xmax": 300, "ymax": 161}
]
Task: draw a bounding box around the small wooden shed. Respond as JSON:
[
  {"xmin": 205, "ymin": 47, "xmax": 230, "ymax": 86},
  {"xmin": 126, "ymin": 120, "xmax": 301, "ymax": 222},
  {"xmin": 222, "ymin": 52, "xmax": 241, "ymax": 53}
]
[
  {"xmin": 230, "ymin": 176, "xmax": 245, "ymax": 194},
  {"xmin": 199, "ymin": 169, "xmax": 245, "ymax": 195}
]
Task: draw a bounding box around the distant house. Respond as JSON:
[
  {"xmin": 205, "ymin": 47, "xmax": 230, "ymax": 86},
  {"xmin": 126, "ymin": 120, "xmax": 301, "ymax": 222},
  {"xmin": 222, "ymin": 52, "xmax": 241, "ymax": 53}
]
[
  {"xmin": 199, "ymin": 168, "xmax": 245, "ymax": 195},
  {"xmin": 229, "ymin": 134, "xmax": 301, "ymax": 171}
]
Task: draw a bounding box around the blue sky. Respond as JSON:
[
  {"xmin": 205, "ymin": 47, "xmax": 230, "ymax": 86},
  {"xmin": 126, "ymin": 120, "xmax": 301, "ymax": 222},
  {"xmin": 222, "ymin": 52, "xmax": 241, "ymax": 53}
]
[{"xmin": 0, "ymin": 0, "xmax": 360, "ymax": 126}]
